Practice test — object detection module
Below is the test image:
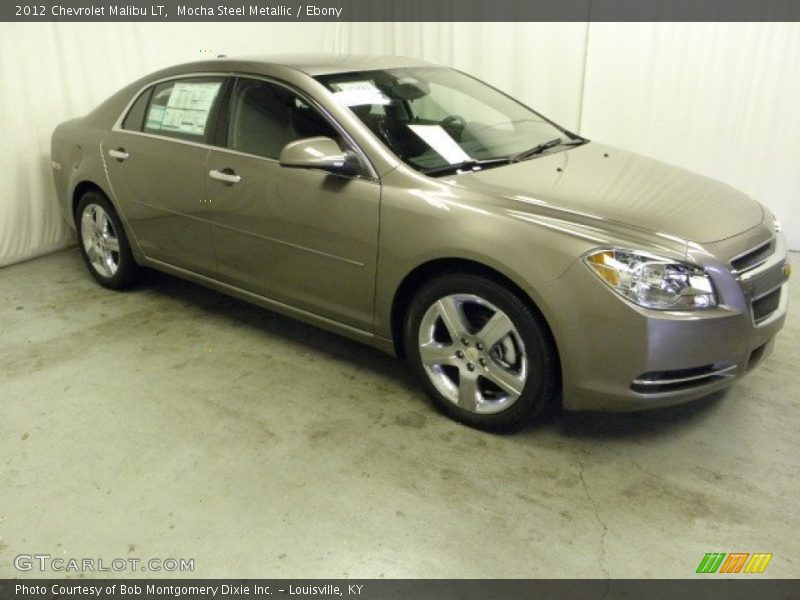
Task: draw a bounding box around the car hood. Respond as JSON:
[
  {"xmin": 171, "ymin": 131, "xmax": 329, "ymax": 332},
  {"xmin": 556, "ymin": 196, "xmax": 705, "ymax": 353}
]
[{"xmin": 451, "ymin": 142, "xmax": 763, "ymax": 244}]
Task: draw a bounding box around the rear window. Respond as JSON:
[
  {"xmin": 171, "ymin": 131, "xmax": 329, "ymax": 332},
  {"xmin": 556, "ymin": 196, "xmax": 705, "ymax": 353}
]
[{"xmin": 142, "ymin": 78, "xmax": 224, "ymax": 142}]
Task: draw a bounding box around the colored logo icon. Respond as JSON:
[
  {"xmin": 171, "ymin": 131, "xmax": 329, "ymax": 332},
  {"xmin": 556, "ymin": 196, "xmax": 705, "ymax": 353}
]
[{"xmin": 696, "ymin": 552, "xmax": 773, "ymax": 574}]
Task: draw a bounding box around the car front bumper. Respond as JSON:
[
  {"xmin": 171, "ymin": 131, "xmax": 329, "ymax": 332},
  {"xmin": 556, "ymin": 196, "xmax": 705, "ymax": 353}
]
[{"xmin": 537, "ymin": 234, "xmax": 790, "ymax": 412}]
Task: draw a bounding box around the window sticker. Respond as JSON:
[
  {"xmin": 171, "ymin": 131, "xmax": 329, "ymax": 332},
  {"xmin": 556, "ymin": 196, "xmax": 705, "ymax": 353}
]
[
  {"xmin": 156, "ymin": 81, "xmax": 221, "ymax": 136},
  {"xmin": 332, "ymin": 80, "xmax": 390, "ymax": 107},
  {"xmin": 407, "ymin": 124, "xmax": 471, "ymax": 164},
  {"xmin": 168, "ymin": 82, "xmax": 220, "ymax": 111},
  {"xmin": 145, "ymin": 104, "xmax": 165, "ymax": 130},
  {"xmin": 161, "ymin": 107, "xmax": 208, "ymax": 133}
]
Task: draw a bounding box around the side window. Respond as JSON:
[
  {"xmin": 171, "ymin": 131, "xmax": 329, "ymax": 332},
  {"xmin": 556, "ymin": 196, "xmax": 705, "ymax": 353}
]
[
  {"xmin": 143, "ymin": 78, "xmax": 224, "ymax": 142},
  {"xmin": 228, "ymin": 78, "xmax": 340, "ymax": 159},
  {"xmin": 122, "ymin": 87, "xmax": 152, "ymax": 131}
]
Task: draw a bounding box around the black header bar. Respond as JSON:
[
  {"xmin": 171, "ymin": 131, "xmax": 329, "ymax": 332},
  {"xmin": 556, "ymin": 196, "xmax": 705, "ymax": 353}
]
[{"xmin": 4, "ymin": 0, "xmax": 800, "ymax": 22}]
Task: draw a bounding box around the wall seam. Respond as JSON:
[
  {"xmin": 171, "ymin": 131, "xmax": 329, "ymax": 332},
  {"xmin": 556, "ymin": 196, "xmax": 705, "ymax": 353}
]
[{"xmin": 576, "ymin": 2, "xmax": 593, "ymax": 133}]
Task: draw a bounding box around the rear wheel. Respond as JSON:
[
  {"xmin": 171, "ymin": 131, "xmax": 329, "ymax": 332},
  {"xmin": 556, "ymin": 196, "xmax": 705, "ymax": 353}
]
[
  {"xmin": 404, "ymin": 274, "xmax": 558, "ymax": 431},
  {"xmin": 76, "ymin": 191, "xmax": 138, "ymax": 289}
]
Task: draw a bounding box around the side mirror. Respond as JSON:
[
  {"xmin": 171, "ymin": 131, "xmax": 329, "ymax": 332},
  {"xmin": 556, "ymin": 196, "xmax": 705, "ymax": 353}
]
[{"xmin": 279, "ymin": 136, "xmax": 360, "ymax": 174}]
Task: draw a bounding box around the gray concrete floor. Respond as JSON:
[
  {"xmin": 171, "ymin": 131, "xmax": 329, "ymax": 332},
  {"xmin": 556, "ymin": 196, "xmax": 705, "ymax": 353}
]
[{"xmin": 1, "ymin": 249, "xmax": 798, "ymax": 579}]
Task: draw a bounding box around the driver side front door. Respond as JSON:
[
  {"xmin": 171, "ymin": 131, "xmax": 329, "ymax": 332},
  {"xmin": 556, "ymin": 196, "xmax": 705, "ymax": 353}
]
[{"xmin": 204, "ymin": 77, "xmax": 381, "ymax": 331}]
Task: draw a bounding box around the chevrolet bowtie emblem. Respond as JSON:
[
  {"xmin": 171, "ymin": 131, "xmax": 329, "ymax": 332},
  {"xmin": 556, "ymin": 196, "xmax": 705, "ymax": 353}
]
[{"xmin": 783, "ymin": 263, "xmax": 792, "ymax": 278}]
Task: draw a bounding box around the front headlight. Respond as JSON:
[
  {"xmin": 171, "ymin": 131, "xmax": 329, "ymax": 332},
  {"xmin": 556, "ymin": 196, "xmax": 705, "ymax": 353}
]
[{"xmin": 583, "ymin": 249, "xmax": 717, "ymax": 309}]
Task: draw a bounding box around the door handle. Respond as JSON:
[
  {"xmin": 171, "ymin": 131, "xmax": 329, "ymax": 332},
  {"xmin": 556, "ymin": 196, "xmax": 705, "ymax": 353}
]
[
  {"xmin": 209, "ymin": 168, "xmax": 241, "ymax": 184},
  {"xmin": 108, "ymin": 148, "xmax": 129, "ymax": 161}
]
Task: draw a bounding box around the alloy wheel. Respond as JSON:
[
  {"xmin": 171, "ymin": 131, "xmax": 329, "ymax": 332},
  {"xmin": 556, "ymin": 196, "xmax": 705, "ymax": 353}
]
[
  {"xmin": 417, "ymin": 293, "xmax": 528, "ymax": 414},
  {"xmin": 80, "ymin": 203, "xmax": 121, "ymax": 278}
]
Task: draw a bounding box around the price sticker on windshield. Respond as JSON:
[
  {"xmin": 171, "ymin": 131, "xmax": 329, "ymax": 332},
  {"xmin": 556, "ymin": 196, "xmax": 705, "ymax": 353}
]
[{"xmin": 333, "ymin": 81, "xmax": 390, "ymax": 107}]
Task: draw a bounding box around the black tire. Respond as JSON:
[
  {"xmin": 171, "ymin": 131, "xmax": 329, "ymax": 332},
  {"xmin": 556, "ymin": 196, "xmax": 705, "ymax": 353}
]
[
  {"xmin": 404, "ymin": 273, "xmax": 559, "ymax": 431},
  {"xmin": 75, "ymin": 190, "xmax": 139, "ymax": 290}
]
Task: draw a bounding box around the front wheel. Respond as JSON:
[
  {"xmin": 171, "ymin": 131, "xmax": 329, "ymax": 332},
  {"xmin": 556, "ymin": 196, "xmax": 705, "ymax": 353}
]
[{"xmin": 404, "ymin": 274, "xmax": 559, "ymax": 431}]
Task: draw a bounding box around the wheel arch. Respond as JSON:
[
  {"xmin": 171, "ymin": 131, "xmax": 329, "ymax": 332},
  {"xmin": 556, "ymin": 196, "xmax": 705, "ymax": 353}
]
[
  {"xmin": 71, "ymin": 178, "xmax": 143, "ymax": 262},
  {"xmin": 390, "ymin": 258, "xmax": 562, "ymax": 380},
  {"xmin": 71, "ymin": 180, "xmax": 112, "ymax": 223}
]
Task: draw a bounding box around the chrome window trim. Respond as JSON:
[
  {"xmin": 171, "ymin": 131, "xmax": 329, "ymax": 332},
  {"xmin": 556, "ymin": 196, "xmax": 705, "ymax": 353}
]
[{"xmin": 111, "ymin": 71, "xmax": 380, "ymax": 182}]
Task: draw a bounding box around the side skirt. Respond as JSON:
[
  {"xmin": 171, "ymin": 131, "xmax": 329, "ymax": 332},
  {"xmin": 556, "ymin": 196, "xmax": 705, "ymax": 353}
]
[{"xmin": 138, "ymin": 254, "xmax": 396, "ymax": 356}]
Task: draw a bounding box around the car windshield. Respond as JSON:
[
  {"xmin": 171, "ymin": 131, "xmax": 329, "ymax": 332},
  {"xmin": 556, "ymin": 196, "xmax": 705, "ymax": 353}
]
[{"xmin": 316, "ymin": 67, "xmax": 579, "ymax": 175}]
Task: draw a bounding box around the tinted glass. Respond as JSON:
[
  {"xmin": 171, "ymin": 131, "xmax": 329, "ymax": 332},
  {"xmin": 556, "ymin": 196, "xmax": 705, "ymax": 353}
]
[
  {"xmin": 143, "ymin": 78, "xmax": 223, "ymax": 142},
  {"xmin": 122, "ymin": 87, "xmax": 152, "ymax": 131},
  {"xmin": 228, "ymin": 78, "xmax": 339, "ymax": 159}
]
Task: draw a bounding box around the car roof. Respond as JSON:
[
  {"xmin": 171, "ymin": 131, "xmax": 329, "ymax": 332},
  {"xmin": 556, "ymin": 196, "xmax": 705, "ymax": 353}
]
[{"xmin": 178, "ymin": 54, "xmax": 437, "ymax": 77}]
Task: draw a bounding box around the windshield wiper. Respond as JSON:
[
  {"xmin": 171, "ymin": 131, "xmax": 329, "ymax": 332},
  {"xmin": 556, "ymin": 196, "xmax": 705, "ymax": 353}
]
[
  {"xmin": 421, "ymin": 157, "xmax": 512, "ymax": 177},
  {"xmin": 510, "ymin": 137, "xmax": 564, "ymax": 163}
]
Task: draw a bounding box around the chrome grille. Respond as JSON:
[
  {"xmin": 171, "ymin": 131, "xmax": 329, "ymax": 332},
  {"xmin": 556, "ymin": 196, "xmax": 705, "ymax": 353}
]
[
  {"xmin": 752, "ymin": 288, "xmax": 781, "ymax": 323},
  {"xmin": 731, "ymin": 239, "xmax": 775, "ymax": 274}
]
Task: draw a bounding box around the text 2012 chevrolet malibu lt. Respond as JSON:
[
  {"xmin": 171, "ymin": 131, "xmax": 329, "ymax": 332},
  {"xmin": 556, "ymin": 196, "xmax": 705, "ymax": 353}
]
[{"xmin": 51, "ymin": 55, "xmax": 790, "ymax": 430}]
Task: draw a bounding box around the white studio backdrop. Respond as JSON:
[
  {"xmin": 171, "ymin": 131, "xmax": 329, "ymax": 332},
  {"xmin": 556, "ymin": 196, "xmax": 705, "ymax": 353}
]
[
  {"xmin": 1, "ymin": 21, "xmax": 798, "ymax": 268},
  {"xmin": 0, "ymin": 22, "xmax": 338, "ymax": 267},
  {"xmin": 338, "ymin": 21, "xmax": 800, "ymax": 249}
]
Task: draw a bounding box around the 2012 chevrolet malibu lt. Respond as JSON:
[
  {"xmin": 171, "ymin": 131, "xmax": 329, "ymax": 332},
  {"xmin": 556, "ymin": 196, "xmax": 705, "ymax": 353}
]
[{"xmin": 51, "ymin": 55, "xmax": 790, "ymax": 430}]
